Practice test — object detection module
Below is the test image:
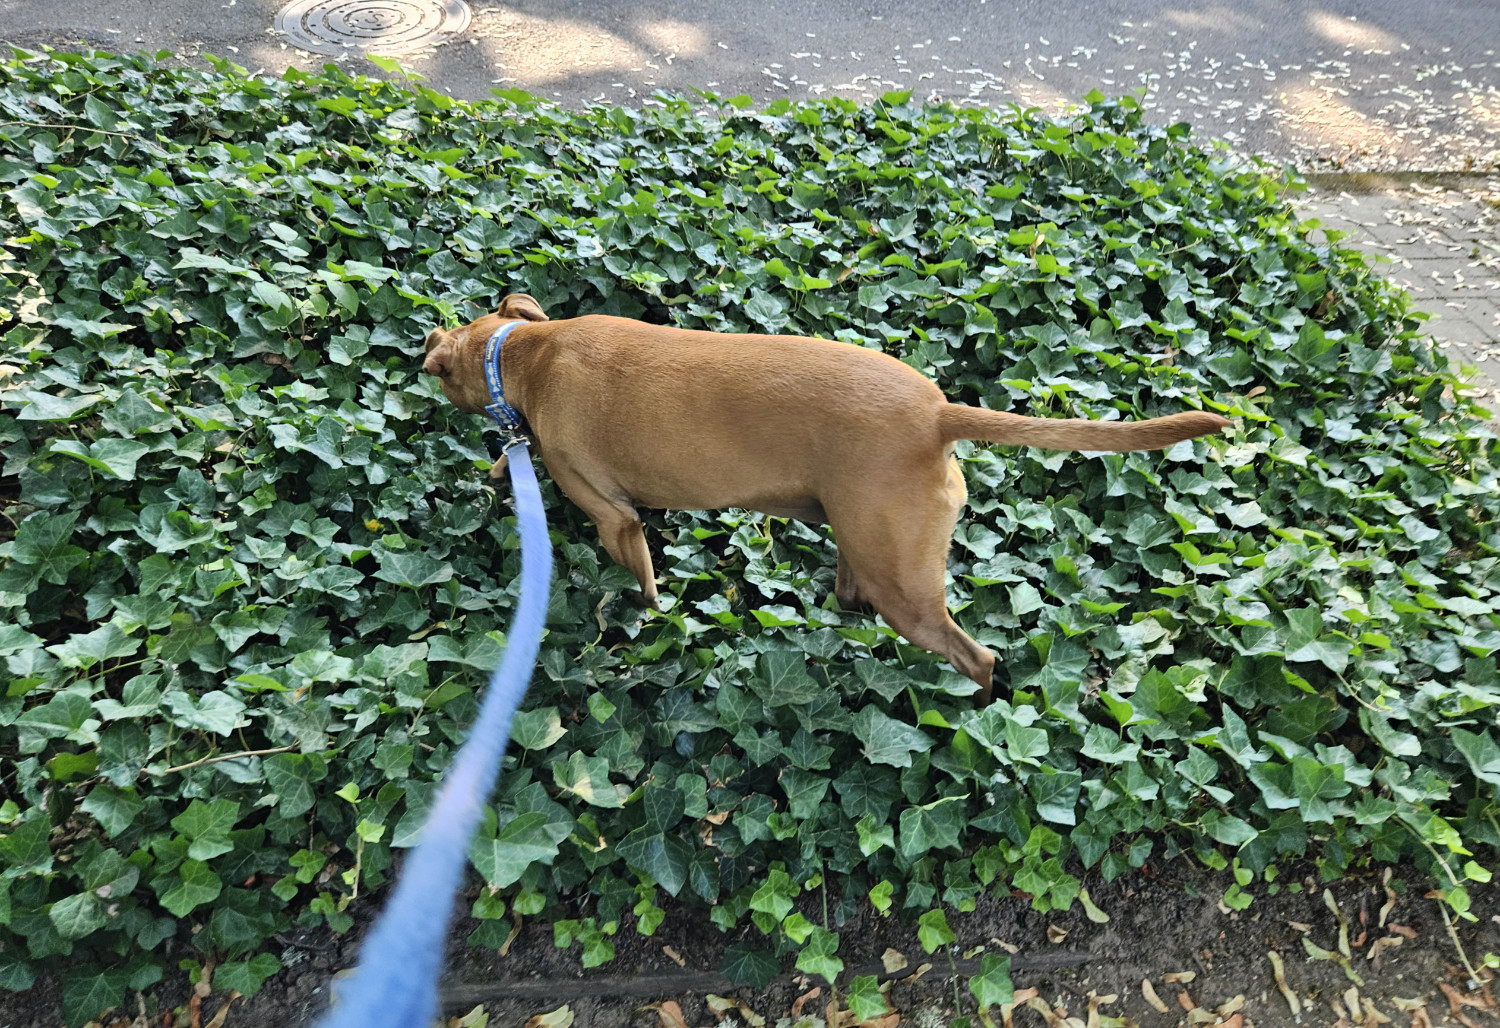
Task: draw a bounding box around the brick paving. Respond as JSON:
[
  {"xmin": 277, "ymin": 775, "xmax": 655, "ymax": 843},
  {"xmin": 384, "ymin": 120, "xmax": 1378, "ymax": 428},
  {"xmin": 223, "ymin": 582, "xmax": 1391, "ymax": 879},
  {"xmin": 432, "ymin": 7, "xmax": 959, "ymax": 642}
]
[{"xmin": 1297, "ymin": 177, "xmax": 1500, "ymax": 409}]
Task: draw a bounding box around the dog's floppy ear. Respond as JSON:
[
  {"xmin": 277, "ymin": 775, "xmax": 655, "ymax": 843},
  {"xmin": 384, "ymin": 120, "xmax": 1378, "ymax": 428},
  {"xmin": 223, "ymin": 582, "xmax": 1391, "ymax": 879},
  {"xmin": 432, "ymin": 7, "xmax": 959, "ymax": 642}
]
[{"xmin": 496, "ymin": 293, "xmax": 548, "ymax": 322}]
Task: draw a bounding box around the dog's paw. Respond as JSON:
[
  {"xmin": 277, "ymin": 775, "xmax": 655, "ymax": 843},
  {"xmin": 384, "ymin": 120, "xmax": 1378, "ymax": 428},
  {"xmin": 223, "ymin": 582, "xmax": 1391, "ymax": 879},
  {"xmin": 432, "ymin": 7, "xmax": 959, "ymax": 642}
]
[{"xmin": 626, "ymin": 589, "xmax": 661, "ymax": 613}]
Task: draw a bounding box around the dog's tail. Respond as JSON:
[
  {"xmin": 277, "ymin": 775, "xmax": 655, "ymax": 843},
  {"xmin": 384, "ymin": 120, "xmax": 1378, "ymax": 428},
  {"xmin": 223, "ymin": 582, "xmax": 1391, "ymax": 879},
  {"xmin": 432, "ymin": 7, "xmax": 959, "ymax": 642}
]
[{"xmin": 937, "ymin": 405, "xmax": 1231, "ymax": 452}]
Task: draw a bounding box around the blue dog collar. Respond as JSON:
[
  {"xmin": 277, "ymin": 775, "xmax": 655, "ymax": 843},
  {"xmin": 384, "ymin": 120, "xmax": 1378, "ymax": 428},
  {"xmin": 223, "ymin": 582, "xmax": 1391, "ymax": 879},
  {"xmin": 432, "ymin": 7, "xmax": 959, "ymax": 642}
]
[{"xmin": 482, "ymin": 321, "xmax": 525, "ymax": 431}]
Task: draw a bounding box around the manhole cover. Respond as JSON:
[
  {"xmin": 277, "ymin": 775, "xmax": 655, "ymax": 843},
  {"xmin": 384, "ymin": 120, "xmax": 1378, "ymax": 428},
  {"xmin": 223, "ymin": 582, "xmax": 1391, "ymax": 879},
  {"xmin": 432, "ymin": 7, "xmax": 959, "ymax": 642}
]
[{"xmin": 274, "ymin": 0, "xmax": 472, "ymax": 56}]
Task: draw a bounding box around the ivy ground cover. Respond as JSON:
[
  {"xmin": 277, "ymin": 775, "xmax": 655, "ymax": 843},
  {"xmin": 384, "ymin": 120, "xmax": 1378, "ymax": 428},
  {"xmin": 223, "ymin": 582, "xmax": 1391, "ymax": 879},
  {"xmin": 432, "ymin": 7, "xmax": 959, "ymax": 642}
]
[{"xmin": 1, "ymin": 49, "xmax": 1498, "ymax": 1026}]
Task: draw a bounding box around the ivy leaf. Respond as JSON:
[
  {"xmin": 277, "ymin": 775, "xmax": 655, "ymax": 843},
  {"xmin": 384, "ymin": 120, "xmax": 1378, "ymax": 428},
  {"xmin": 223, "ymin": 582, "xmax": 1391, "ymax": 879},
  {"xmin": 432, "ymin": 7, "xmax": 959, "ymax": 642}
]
[
  {"xmin": 1450, "ymin": 728, "xmax": 1500, "ymax": 785},
  {"xmin": 158, "ymin": 860, "xmax": 223, "ymax": 917},
  {"xmin": 373, "ymin": 551, "xmax": 453, "ymax": 589},
  {"xmin": 0, "ymin": 959, "xmax": 35, "ymax": 992},
  {"xmin": 511, "ymin": 707, "xmax": 567, "ymax": 750},
  {"xmin": 899, "ymin": 796, "xmax": 966, "ymax": 857},
  {"xmin": 749, "ymin": 868, "xmax": 797, "ymax": 921},
  {"xmin": 1290, "ymin": 757, "xmax": 1350, "ymax": 823},
  {"xmin": 969, "ymin": 953, "xmax": 1014, "ymax": 1009},
  {"xmin": 470, "ymin": 812, "xmax": 564, "ymax": 888},
  {"xmin": 170, "ymin": 799, "xmax": 241, "ymax": 860},
  {"xmin": 164, "ymin": 690, "xmax": 246, "ymax": 736},
  {"xmin": 615, "ymin": 828, "xmax": 691, "ymax": 896},
  {"xmin": 264, "ymin": 753, "xmax": 328, "ymax": 819},
  {"xmin": 552, "ymin": 751, "xmax": 622, "ymax": 808},
  {"xmin": 0, "ymin": 818, "xmax": 52, "ymax": 875},
  {"xmin": 80, "ymin": 785, "xmax": 145, "ymax": 837},
  {"xmin": 62, "ymin": 967, "xmax": 128, "ymax": 1028},
  {"xmin": 1029, "ymin": 769, "xmax": 1083, "ymax": 825},
  {"xmin": 48, "ymin": 892, "xmax": 110, "ymax": 940},
  {"xmin": 794, "ymin": 926, "xmax": 843, "ymax": 985},
  {"xmin": 854, "ymin": 659, "xmax": 914, "ymax": 702},
  {"xmin": 852, "ymin": 707, "xmax": 934, "ymax": 767},
  {"xmin": 917, "ymin": 909, "xmax": 956, "ymax": 953},
  {"xmin": 722, "ymin": 944, "xmax": 778, "ymax": 989},
  {"xmin": 213, "ymin": 953, "xmax": 282, "ymax": 998},
  {"xmin": 751, "ymin": 650, "xmax": 821, "ymax": 707},
  {"xmin": 47, "ymin": 624, "xmax": 139, "ymax": 669},
  {"xmin": 50, "ymin": 438, "xmax": 151, "ymax": 480},
  {"xmin": 1080, "ymin": 724, "xmax": 1139, "ymax": 764},
  {"xmin": 9, "ymin": 511, "xmax": 87, "ymax": 584},
  {"xmin": 18, "ymin": 390, "xmax": 105, "ymax": 421},
  {"xmin": 847, "ymin": 975, "xmax": 889, "ymax": 1021}
]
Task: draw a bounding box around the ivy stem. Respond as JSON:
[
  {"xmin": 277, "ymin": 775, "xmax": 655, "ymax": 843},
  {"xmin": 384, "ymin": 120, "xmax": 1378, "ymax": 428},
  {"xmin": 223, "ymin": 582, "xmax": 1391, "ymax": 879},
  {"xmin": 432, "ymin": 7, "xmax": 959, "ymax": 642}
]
[
  {"xmin": 1399, "ymin": 818, "xmax": 1482, "ymax": 984},
  {"xmin": 1436, "ymin": 893, "xmax": 1482, "ymax": 986},
  {"xmin": 0, "ymin": 119, "xmax": 151, "ymax": 141},
  {"xmin": 151, "ymin": 743, "xmax": 295, "ymax": 775}
]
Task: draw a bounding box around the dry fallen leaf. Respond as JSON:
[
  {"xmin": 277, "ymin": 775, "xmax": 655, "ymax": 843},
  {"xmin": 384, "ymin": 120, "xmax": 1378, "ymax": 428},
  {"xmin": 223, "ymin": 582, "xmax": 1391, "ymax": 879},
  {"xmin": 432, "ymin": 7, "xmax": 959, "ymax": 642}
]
[
  {"xmin": 1440, "ymin": 982, "xmax": 1490, "ymax": 1012},
  {"xmin": 1216, "ymin": 994, "xmax": 1245, "ymax": 1018},
  {"xmin": 448, "ymin": 1006, "xmax": 489, "ymax": 1028},
  {"xmin": 1439, "ymin": 985, "xmax": 1486, "ymax": 1028},
  {"xmin": 1084, "ymin": 991, "xmax": 1117, "ymax": 1028},
  {"xmin": 1361, "ymin": 997, "xmax": 1392, "ymax": 1025},
  {"xmin": 1175, "ymin": 989, "xmax": 1196, "ymax": 1013},
  {"xmin": 1386, "ymin": 922, "xmax": 1418, "ymax": 939},
  {"xmin": 525, "ymin": 1005, "xmax": 574, "ymax": 1028},
  {"xmin": 1287, "ymin": 920, "xmax": 1313, "ymax": 933},
  {"xmin": 706, "ymin": 994, "xmax": 765, "ymax": 1027},
  {"xmin": 662, "ymin": 945, "xmax": 685, "ymax": 967},
  {"xmin": 992, "ymin": 938, "xmax": 1021, "ymax": 955},
  {"xmin": 642, "ymin": 1002, "xmax": 687, "ymax": 1028},
  {"xmin": 499, "ymin": 912, "xmax": 523, "ymax": 957},
  {"xmin": 902, "ymin": 962, "xmax": 933, "ymax": 983},
  {"xmin": 791, "ymin": 987, "xmax": 821, "ymax": 1019},
  {"xmin": 1078, "ymin": 887, "xmax": 1110, "ymax": 924},
  {"xmin": 1141, "ymin": 979, "xmax": 1170, "ymax": 1014},
  {"xmin": 1001, "ymin": 986, "xmax": 1041, "ymax": 1028},
  {"xmin": 1024, "ymin": 996, "xmax": 1070, "ymax": 1028},
  {"xmin": 1163, "ymin": 971, "xmax": 1196, "ymax": 984},
  {"xmin": 202, "ymin": 998, "xmax": 236, "ymax": 1028},
  {"xmin": 1367, "ymin": 935, "xmax": 1403, "ymax": 967},
  {"xmin": 881, "ymin": 947, "xmax": 908, "ymax": 974},
  {"xmin": 1268, "ymin": 950, "xmax": 1301, "ymax": 1017},
  {"xmin": 1047, "ymin": 924, "xmax": 1068, "ymax": 944}
]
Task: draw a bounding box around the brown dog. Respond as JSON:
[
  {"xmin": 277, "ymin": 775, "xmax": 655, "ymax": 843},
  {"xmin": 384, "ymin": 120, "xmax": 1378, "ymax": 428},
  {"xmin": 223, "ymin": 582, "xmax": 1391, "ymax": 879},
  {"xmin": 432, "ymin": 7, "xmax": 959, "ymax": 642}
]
[{"xmin": 424, "ymin": 294, "xmax": 1231, "ymax": 703}]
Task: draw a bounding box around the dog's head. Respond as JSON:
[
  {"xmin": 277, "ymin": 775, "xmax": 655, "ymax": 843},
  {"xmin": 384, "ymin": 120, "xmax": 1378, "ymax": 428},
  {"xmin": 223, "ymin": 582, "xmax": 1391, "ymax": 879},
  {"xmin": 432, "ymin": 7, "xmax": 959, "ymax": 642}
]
[{"xmin": 423, "ymin": 293, "xmax": 548, "ymax": 413}]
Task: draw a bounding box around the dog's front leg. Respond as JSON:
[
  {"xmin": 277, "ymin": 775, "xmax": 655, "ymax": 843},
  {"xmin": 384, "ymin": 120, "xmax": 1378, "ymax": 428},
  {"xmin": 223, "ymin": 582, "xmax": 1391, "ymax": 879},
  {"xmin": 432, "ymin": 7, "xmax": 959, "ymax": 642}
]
[
  {"xmin": 488, "ymin": 452, "xmax": 509, "ymax": 481},
  {"xmin": 546, "ymin": 462, "xmax": 661, "ymax": 610}
]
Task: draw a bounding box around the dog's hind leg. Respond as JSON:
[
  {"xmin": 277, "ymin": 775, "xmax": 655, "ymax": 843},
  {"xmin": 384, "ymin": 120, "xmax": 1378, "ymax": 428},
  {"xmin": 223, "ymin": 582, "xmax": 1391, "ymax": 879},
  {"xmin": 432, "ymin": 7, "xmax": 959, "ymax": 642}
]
[
  {"xmin": 859, "ymin": 566, "xmax": 995, "ymax": 704},
  {"xmin": 830, "ymin": 458, "xmax": 996, "ymax": 703},
  {"xmin": 545, "ymin": 461, "xmax": 660, "ymax": 609},
  {"xmin": 834, "ymin": 550, "xmax": 871, "ymax": 612}
]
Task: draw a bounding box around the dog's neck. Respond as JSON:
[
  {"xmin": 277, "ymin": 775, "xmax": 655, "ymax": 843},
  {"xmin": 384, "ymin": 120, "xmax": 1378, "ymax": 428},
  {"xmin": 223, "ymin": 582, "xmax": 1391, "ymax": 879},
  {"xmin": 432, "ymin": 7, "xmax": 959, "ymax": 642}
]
[{"xmin": 470, "ymin": 320, "xmax": 534, "ymax": 423}]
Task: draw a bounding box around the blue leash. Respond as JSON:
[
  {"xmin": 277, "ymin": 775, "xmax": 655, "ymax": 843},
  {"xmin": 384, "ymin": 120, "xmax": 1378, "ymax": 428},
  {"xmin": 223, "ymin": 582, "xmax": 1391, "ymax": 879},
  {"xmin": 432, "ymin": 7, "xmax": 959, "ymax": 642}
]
[{"xmin": 316, "ymin": 437, "xmax": 549, "ymax": 1028}]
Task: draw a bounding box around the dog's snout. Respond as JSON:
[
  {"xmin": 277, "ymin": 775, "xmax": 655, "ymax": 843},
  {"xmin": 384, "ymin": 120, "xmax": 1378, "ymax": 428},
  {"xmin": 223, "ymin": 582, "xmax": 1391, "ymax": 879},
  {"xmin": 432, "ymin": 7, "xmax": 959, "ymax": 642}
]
[{"xmin": 423, "ymin": 354, "xmax": 446, "ymax": 377}]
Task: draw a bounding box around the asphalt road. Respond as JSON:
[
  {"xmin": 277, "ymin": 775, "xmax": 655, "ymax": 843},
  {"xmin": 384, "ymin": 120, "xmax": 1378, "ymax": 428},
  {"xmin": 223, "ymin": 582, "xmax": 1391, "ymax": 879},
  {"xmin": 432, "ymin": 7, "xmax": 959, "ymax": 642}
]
[{"xmin": 3, "ymin": 0, "xmax": 1499, "ymax": 171}]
